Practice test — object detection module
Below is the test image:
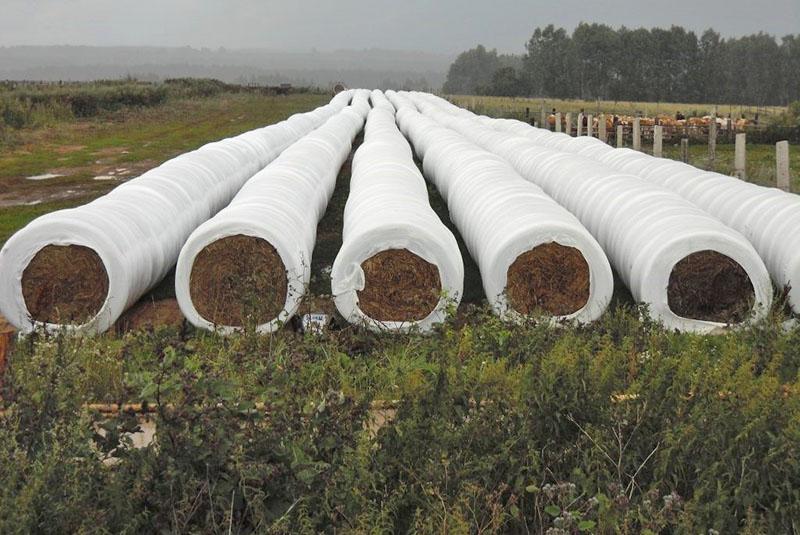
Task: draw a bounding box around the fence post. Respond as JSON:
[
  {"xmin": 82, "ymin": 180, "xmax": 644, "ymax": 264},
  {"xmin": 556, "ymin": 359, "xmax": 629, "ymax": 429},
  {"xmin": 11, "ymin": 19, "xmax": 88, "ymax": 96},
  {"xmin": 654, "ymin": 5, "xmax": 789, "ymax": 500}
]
[
  {"xmin": 599, "ymin": 114, "xmax": 607, "ymax": 143},
  {"xmin": 735, "ymin": 133, "xmax": 747, "ymax": 180},
  {"xmin": 633, "ymin": 118, "xmax": 641, "ymax": 151},
  {"xmin": 708, "ymin": 116, "xmax": 717, "ymax": 170},
  {"xmin": 565, "ymin": 113, "xmax": 572, "ymax": 136},
  {"xmin": 555, "ymin": 112, "xmax": 562, "ymax": 133},
  {"xmin": 681, "ymin": 138, "xmax": 689, "ymax": 163},
  {"xmin": 541, "ymin": 107, "xmax": 548, "ymax": 131},
  {"xmin": 586, "ymin": 114, "xmax": 593, "ymax": 138},
  {"xmin": 653, "ymin": 125, "xmax": 663, "ymax": 158},
  {"xmin": 577, "ymin": 113, "xmax": 584, "ymax": 136},
  {"xmin": 777, "ymin": 141, "xmax": 790, "ymax": 192},
  {"xmin": 616, "ymin": 125, "xmax": 624, "ymax": 148}
]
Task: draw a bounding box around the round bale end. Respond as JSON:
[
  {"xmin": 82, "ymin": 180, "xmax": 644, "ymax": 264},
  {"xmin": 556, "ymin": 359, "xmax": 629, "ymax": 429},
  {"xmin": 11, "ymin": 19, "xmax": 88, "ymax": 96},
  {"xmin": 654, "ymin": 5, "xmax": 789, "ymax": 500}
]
[
  {"xmin": 22, "ymin": 244, "xmax": 109, "ymax": 324},
  {"xmin": 668, "ymin": 250, "xmax": 755, "ymax": 323},
  {"xmin": 506, "ymin": 242, "xmax": 590, "ymax": 316},
  {"xmin": 357, "ymin": 249, "xmax": 442, "ymax": 322},
  {"xmin": 190, "ymin": 234, "xmax": 288, "ymax": 327}
]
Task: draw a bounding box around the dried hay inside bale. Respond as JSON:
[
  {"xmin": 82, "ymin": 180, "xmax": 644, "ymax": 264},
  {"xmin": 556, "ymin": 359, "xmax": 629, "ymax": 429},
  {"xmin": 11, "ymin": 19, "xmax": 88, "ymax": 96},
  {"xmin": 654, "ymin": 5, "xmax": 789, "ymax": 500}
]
[
  {"xmin": 190, "ymin": 235, "xmax": 287, "ymax": 327},
  {"xmin": 22, "ymin": 244, "xmax": 109, "ymax": 324},
  {"xmin": 115, "ymin": 298, "xmax": 185, "ymax": 333},
  {"xmin": 668, "ymin": 250, "xmax": 754, "ymax": 323},
  {"xmin": 357, "ymin": 249, "xmax": 441, "ymax": 322},
  {"xmin": 506, "ymin": 242, "xmax": 590, "ymax": 316}
]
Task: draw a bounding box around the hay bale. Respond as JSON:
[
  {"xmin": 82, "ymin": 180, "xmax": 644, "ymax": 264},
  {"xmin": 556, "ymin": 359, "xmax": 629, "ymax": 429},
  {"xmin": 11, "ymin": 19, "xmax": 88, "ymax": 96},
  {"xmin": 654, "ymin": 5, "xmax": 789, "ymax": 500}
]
[
  {"xmin": 668, "ymin": 250, "xmax": 755, "ymax": 323},
  {"xmin": 357, "ymin": 249, "xmax": 442, "ymax": 322},
  {"xmin": 189, "ymin": 235, "xmax": 287, "ymax": 327},
  {"xmin": 21, "ymin": 244, "xmax": 109, "ymax": 324},
  {"xmin": 506, "ymin": 242, "xmax": 590, "ymax": 316}
]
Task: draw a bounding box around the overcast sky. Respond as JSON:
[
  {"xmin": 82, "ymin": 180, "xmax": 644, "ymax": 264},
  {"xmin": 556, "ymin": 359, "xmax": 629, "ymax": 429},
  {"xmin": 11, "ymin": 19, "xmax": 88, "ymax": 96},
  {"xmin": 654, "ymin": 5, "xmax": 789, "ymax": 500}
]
[{"xmin": 2, "ymin": 0, "xmax": 798, "ymax": 54}]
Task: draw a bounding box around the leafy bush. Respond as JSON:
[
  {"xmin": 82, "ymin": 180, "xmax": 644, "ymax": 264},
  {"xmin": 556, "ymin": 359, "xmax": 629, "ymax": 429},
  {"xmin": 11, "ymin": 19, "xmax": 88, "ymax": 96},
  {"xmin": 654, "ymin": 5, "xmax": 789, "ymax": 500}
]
[{"xmin": 0, "ymin": 306, "xmax": 798, "ymax": 532}]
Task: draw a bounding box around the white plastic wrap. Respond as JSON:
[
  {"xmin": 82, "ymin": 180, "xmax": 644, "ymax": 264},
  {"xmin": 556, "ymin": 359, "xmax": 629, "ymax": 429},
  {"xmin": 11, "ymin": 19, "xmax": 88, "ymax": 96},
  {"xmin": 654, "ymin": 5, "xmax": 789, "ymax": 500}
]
[
  {"xmin": 491, "ymin": 123, "xmax": 800, "ymax": 315},
  {"xmin": 387, "ymin": 91, "xmax": 613, "ymax": 324},
  {"xmin": 408, "ymin": 92, "xmax": 773, "ymax": 332},
  {"xmin": 331, "ymin": 90, "xmax": 463, "ymax": 332},
  {"xmin": 0, "ymin": 90, "xmax": 354, "ymax": 334},
  {"xmin": 175, "ymin": 90, "xmax": 371, "ymax": 333}
]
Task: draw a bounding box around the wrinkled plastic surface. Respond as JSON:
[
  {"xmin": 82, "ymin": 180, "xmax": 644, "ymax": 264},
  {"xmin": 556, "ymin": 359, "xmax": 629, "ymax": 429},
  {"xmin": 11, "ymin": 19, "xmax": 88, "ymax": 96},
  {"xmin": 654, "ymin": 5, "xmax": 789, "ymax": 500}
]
[
  {"xmin": 331, "ymin": 90, "xmax": 463, "ymax": 332},
  {"xmin": 175, "ymin": 90, "xmax": 370, "ymax": 333}
]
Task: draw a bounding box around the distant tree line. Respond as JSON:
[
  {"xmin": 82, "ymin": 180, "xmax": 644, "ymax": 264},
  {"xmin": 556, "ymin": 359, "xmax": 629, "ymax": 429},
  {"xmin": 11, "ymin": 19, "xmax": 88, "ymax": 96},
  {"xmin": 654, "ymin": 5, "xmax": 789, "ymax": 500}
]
[{"xmin": 443, "ymin": 25, "xmax": 800, "ymax": 106}]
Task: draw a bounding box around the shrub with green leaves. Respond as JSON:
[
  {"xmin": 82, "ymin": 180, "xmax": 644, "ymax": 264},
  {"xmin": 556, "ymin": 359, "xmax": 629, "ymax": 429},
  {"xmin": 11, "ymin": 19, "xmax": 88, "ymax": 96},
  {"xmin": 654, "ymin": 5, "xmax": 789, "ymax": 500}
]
[{"xmin": 0, "ymin": 305, "xmax": 798, "ymax": 533}]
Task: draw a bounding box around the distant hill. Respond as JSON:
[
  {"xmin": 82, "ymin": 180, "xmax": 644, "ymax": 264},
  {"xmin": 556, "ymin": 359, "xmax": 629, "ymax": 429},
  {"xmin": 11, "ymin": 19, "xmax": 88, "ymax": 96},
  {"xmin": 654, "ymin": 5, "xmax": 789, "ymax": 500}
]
[{"xmin": 0, "ymin": 46, "xmax": 453, "ymax": 90}]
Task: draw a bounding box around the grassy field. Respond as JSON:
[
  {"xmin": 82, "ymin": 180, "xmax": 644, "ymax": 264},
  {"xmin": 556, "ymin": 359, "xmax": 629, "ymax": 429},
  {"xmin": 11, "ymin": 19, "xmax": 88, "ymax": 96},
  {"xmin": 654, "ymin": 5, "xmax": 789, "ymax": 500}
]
[
  {"xmin": 0, "ymin": 87, "xmax": 328, "ymax": 244},
  {"xmin": 1, "ymin": 85, "xmax": 800, "ymax": 532}
]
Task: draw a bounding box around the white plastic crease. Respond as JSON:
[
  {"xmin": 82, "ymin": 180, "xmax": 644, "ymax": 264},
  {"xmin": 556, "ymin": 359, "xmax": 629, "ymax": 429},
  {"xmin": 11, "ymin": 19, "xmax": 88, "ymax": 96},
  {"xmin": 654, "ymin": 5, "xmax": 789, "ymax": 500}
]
[
  {"xmin": 477, "ymin": 112, "xmax": 800, "ymax": 315},
  {"xmin": 331, "ymin": 89, "xmax": 463, "ymax": 332},
  {"xmin": 386, "ymin": 90, "xmax": 613, "ymax": 324},
  {"xmin": 406, "ymin": 91, "xmax": 773, "ymax": 333},
  {"xmin": 0, "ymin": 90, "xmax": 355, "ymax": 334},
  {"xmin": 175, "ymin": 89, "xmax": 371, "ymax": 334}
]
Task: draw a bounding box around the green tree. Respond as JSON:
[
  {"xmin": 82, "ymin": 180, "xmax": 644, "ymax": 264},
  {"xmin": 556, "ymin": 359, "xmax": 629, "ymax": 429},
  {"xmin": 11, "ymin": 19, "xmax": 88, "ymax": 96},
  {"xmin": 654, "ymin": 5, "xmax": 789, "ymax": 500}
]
[
  {"xmin": 488, "ymin": 66, "xmax": 525, "ymax": 97},
  {"xmin": 442, "ymin": 45, "xmax": 501, "ymax": 95}
]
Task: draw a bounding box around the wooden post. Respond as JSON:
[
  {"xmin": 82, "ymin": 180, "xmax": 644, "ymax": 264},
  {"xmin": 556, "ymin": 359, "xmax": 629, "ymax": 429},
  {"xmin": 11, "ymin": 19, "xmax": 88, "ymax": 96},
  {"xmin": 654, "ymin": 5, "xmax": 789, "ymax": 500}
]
[
  {"xmin": 565, "ymin": 113, "xmax": 572, "ymax": 136},
  {"xmin": 0, "ymin": 318, "xmax": 14, "ymax": 389},
  {"xmin": 681, "ymin": 138, "xmax": 689, "ymax": 163},
  {"xmin": 633, "ymin": 118, "xmax": 641, "ymax": 151},
  {"xmin": 735, "ymin": 133, "xmax": 747, "ymax": 180},
  {"xmin": 598, "ymin": 114, "xmax": 607, "ymax": 143},
  {"xmin": 541, "ymin": 107, "xmax": 548, "ymax": 131},
  {"xmin": 653, "ymin": 125, "xmax": 663, "ymax": 158},
  {"xmin": 708, "ymin": 116, "xmax": 717, "ymax": 170},
  {"xmin": 555, "ymin": 112, "xmax": 562, "ymax": 133},
  {"xmin": 777, "ymin": 141, "xmax": 790, "ymax": 192},
  {"xmin": 587, "ymin": 114, "xmax": 594, "ymax": 137},
  {"xmin": 616, "ymin": 125, "xmax": 624, "ymax": 148},
  {"xmin": 577, "ymin": 113, "xmax": 584, "ymax": 136}
]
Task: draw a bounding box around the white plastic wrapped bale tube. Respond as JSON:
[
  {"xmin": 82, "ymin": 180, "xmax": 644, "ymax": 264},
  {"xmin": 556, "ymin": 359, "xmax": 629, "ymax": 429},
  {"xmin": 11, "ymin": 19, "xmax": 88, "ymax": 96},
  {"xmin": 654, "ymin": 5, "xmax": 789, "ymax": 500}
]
[
  {"xmin": 331, "ymin": 90, "xmax": 463, "ymax": 332},
  {"xmin": 386, "ymin": 91, "xmax": 613, "ymax": 324},
  {"xmin": 0, "ymin": 91, "xmax": 354, "ymax": 334},
  {"xmin": 495, "ymin": 123, "xmax": 800, "ymax": 316},
  {"xmin": 175, "ymin": 90, "xmax": 370, "ymax": 334},
  {"xmin": 408, "ymin": 92, "xmax": 773, "ymax": 332}
]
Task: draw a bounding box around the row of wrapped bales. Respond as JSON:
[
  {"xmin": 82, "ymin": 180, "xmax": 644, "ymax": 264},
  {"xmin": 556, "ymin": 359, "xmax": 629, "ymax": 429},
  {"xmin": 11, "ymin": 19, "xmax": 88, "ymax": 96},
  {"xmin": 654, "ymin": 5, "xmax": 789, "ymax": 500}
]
[
  {"xmin": 485, "ymin": 112, "xmax": 800, "ymax": 316},
  {"xmin": 406, "ymin": 91, "xmax": 772, "ymax": 333},
  {"xmin": 330, "ymin": 90, "xmax": 464, "ymax": 332},
  {"xmin": 175, "ymin": 90, "xmax": 371, "ymax": 333},
  {"xmin": 0, "ymin": 90, "xmax": 354, "ymax": 334},
  {"xmin": 386, "ymin": 91, "xmax": 614, "ymax": 324}
]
